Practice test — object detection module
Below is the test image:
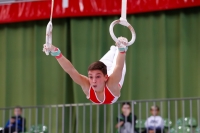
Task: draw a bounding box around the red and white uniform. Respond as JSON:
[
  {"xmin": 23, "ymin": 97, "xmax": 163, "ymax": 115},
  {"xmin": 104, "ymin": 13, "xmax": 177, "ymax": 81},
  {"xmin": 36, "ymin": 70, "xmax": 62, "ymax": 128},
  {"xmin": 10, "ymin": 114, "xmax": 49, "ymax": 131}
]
[
  {"xmin": 87, "ymin": 46, "xmax": 126, "ymax": 104},
  {"xmin": 87, "ymin": 85, "xmax": 119, "ymax": 104}
]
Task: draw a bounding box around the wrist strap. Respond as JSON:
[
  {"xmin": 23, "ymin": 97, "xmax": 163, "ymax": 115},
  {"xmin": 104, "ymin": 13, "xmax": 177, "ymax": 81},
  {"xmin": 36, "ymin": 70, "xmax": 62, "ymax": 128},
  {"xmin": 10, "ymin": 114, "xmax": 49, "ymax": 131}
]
[
  {"xmin": 118, "ymin": 47, "xmax": 128, "ymax": 53},
  {"xmin": 55, "ymin": 53, "xmax": 63, "ymax": 59},
  {"xmin": 50, "ymin": 48, "xmax": 63, "ymax": 59},
  {"xmin": 51, "ymin": 48, "xmax": 61, "ymax": 56}
]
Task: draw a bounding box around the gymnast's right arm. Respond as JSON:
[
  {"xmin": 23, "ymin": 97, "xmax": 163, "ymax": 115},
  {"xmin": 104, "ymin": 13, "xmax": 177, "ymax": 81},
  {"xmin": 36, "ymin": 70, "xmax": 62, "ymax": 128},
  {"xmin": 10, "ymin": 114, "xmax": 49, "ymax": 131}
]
[{"xmin": 43, "ymin": 44, "xmax": 89, "ymax": 87}]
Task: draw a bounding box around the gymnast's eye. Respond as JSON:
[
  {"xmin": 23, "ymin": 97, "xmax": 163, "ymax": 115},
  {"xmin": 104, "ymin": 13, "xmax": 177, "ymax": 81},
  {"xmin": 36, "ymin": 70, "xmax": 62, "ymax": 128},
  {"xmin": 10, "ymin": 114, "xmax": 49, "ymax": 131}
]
[
  {"xmin": 96, "ymin": 76, "xmax": 100, "ymax": 78},
  {"xmin": 89, "ymin": 76, "xmax": 93, "ymax": 79}
]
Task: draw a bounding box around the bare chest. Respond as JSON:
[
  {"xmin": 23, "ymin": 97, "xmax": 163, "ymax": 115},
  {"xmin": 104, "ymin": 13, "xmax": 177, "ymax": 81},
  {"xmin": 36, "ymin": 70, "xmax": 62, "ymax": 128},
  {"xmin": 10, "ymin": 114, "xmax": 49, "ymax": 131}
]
[{"xmin": 95, "ymin": 92, "xmax": 105, "ymax": 102}]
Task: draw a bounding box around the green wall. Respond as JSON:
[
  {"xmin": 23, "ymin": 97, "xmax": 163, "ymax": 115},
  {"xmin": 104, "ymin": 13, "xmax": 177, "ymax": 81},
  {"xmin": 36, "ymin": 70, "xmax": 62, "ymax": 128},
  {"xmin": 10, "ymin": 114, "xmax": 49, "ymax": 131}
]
[{"xmin": 0, "ymin": 7, "xmax": 200, "ymax": 107}]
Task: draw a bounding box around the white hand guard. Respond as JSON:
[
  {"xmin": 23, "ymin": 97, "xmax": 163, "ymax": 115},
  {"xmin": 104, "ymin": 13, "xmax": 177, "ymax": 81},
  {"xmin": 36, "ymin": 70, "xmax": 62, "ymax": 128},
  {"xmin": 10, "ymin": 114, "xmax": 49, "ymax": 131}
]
[
  {"xmin": 116, "ymin": 37, "xmax": 128, "ymax": 53},
  {"xmin": 44, "ymin": 21, "xmax": 53, "ymax": 55}
]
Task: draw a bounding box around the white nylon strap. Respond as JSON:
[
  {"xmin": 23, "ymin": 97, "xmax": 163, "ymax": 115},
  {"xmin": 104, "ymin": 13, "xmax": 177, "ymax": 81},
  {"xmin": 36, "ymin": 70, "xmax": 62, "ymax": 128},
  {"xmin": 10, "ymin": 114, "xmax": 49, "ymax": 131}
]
[
  {"xmin": 50, "ymin": 0, "xmax": 54, "ymax": 22},
  {"xmin": 44, "ymin": 0, "xmax": 54, "ymax": 55},
  {"xmin": 121, "ymin": 0, "xmax": 127, "ymax": 21},
  {"xmin": 109, "ymin": 0, "xmax": 136, "ymax": 46}
]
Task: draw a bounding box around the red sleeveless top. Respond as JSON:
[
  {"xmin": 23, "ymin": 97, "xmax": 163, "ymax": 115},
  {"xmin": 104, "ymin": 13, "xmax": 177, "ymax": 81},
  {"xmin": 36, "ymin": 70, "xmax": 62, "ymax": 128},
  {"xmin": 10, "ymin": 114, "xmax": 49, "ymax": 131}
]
[{"xmin": 87, "ymin": 85, "xmax": 119, "ymax": 104}]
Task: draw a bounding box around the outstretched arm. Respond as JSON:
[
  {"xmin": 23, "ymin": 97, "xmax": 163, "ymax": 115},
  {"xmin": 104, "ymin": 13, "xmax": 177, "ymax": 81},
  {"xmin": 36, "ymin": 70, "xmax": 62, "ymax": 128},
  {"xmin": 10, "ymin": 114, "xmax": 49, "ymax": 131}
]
[
  {"xmin": 43, "ymin": 44, "xmax": 89, "ymax": 88},
  {"xmin": 109, "ymin": 52, "xmax": 126, "ymax": 85},
  {"xmin": 57, "ymin": 56, "xmax": 89, "ymax": 87},
  {"xmin": 108, "ymin": 37, "xmax": 128, "ymax": 86}
]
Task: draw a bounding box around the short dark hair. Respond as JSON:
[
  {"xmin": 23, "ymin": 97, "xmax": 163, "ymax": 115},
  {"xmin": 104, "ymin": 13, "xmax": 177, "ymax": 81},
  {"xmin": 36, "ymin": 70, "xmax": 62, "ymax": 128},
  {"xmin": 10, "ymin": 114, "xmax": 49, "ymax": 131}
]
[
  {"xmin": 88, "ymin": 61, "xmax": 107, "ymax": 75},
  {"xmin": 122, "ymin": 102, "xmax": 131, "ymax": 107},
  {"xmin": 14, "ymin": 106, "xmax": 22, "ymax": 111},
  {"xmin": 11, "ymin": 116, "xmax": 16, "ymax": 119},
  {"xmin": 150, "ymin": 105, "xmax": 160, "ymax": 111}
]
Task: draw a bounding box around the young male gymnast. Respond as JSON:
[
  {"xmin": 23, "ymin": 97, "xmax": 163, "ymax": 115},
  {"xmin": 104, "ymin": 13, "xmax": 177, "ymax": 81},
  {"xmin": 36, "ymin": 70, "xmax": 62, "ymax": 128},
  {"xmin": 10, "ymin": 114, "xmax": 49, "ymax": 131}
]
[{"xmin": 43, "ymin": 37, "xmax": 130, "ymax": 104}]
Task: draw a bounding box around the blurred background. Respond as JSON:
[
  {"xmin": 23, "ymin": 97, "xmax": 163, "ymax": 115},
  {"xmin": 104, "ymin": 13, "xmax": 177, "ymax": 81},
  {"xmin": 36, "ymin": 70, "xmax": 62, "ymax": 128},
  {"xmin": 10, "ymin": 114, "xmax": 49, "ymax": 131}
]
[
  {"xmin": 0, "ymin": 0, "xmax": 200, "ymax": 106},
  {"xmin": 0, "ymin": 0, "xmax": 200, "ymax": 133}
]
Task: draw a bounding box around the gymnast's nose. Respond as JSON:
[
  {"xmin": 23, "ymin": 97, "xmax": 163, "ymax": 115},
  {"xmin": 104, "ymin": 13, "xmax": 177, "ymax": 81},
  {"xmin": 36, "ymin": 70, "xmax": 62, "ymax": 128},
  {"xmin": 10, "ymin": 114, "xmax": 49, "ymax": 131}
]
[{"xmin": 92, "ymin": 78, "xmax": 96, "ymax": 83}]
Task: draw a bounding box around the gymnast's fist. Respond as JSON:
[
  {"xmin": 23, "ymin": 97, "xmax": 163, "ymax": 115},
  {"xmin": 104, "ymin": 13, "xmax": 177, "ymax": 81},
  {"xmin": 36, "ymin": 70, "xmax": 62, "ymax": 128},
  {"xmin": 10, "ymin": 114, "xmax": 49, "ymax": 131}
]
[
  {"xmin": 115, "ymin": 37, "xmax": 128, "ymax": 53},
  {"xmin": 116, "ymin": 36, "xmax": 128, "ymax": 46},
  {"xmin": 43, "ymin": 44, "xmax": 57, "ymax": 53}
]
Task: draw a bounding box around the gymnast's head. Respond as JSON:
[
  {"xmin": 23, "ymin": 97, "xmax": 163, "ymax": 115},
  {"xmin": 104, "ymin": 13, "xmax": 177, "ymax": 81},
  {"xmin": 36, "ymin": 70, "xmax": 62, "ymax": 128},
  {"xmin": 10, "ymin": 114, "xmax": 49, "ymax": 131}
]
[{"xmin": 88, "ymin": 61, "xmax": 108, "ymax": 90}]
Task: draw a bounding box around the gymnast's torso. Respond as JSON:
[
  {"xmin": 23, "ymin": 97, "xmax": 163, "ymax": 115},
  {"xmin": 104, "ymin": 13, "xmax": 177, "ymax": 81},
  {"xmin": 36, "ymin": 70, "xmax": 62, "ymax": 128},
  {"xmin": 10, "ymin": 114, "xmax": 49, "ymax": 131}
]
[{"xmin": 87, "ymin": 85, "xmax": 119, "ymax": 104}]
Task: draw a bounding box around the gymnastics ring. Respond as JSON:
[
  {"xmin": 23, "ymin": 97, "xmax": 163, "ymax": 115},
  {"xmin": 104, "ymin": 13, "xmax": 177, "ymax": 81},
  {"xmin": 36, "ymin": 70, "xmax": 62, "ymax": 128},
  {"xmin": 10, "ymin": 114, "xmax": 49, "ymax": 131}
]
[{"xmin": 109, "ymin": 18, "xmax": 136, "ymax": 46}]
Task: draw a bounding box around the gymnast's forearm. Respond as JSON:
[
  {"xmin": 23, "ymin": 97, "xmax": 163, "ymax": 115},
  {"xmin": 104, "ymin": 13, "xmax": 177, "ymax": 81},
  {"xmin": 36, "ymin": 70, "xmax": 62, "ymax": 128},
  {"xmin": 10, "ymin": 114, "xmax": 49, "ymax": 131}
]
[
  {"xmin": 56, "ymin": 55, "xmax": 88, "ymax": 86},
  {"xmin": 45, "ymin": 44, "xmax": 77, "ymax": 74},
  {"xmin": 56, "ymin": 56, "xmax": 78, "ymax": 74},
  {"xmin": 110, "ymin": 52, "xmax": 126, "ymax": 83},
  {"xmin": 115, "ymin": 52, "xmax": 126, "ymax": 71}
]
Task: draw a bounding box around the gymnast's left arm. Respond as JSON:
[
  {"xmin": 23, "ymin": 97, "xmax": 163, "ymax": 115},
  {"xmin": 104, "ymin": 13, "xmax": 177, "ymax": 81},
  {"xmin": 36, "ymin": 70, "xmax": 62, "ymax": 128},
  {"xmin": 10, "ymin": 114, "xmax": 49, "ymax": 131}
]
[
  {"xmin": 107, "ymin": 37, "xmax": 128, "ymax": 89},
  {"xmin": 108, "ymin": 52, "xmax": 126, "ymax": 87}
]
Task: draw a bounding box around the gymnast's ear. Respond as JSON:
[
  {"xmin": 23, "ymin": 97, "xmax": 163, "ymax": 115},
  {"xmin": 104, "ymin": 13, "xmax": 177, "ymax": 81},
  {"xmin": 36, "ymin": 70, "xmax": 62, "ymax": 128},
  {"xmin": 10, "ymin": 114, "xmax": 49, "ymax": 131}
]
[{"xmin": 105, "ymin": 74, "xmax": 109, "ymax": 81}]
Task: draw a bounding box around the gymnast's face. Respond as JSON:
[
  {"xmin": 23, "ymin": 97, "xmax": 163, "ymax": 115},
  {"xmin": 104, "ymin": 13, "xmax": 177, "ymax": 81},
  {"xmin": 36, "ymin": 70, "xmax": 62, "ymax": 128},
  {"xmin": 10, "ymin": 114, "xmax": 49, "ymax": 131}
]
[{"xmin": 88, "ymin": 70, "xmax": 108, "ymax": 91}]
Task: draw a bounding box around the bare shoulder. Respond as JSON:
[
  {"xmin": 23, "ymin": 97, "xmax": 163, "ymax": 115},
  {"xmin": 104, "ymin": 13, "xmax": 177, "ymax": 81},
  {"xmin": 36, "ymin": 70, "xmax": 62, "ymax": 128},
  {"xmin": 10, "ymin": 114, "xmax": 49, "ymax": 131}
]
[
  {"xmin": 106, "ymin": 79, "xmax": 121, "ymax": 97},
  {"xmin": 80, "ymin": 75, "xmax": 90, "ymax": 96}
]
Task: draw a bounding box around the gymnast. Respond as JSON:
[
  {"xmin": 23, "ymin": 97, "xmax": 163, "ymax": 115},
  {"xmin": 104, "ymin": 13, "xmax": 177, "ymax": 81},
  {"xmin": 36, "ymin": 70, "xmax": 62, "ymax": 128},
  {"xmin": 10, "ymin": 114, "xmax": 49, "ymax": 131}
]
[
  {"xmin": 43, "ymin": 37, "xmax": 130, "ymax": 104},
  {"xmin": 43, "ymin": 0, "xmax": 135, "ymax": 104}
]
